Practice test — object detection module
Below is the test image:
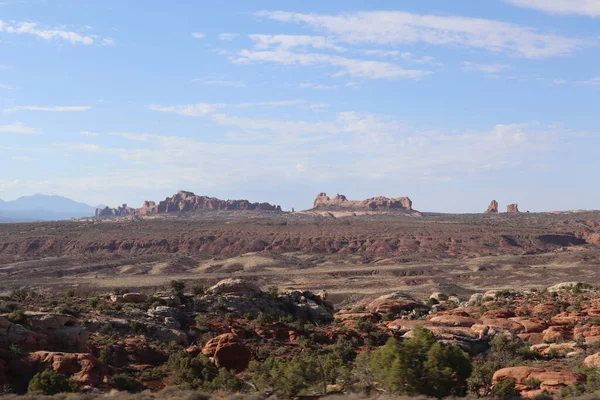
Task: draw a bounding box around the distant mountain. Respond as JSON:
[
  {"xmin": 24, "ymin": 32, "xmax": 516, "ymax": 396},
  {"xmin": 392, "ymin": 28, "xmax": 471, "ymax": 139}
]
[{"xmin": 0, "ymin": 194, "xmax": 101, "ymax": 222}]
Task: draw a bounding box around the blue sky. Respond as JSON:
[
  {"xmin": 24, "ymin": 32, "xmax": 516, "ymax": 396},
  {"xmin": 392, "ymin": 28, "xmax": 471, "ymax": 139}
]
[{"xmin": 0, "ymin": 0, "xmax": 599, "ymax": 213}]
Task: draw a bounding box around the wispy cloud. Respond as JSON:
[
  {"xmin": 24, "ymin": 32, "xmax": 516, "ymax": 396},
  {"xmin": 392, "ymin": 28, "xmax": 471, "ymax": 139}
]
[
  {"xmin": 364, "ymin": 50, "xmax": 442, "ymax": 66},
  {"xmin": 219, "ymin": 33, "xmax": 239, "ymax": 41},
  {"xmin": 249, "ymin": 34, "xmax": 345, "ymax": 52},
  {"xmin": 12, "ymin": 156, "xmax": 33, "ymax": 161},
  {"xmin": 192, "ymin": 32, "xmax": 206, "ymax": 39},
  {"xmin": 579, "ymin": 76, "xmax": 600, "ymax": 86},
  {"xmin": 462, "ymin": 62, "xmax": 514, "ymax": 74},
  {"xmin": 191, "ymin": 78, "xmax": 246, "ymax": 87},
  {"xmin": 233, "ymin": 49, "xmax": 431, "ymax": 80},
  {"xmin": 505, "ymin": 0, "xmax": 600, "ymax": 17},
  {"xmin": 3, "ymin": 105, "xmax": 92, "ymax": 113},
  {"xmin": 80, "ymin": 131, "xmax": 98, "ymax": 137},
  {"xmin": 254, "ymin": 10, "xmax": 586, "ymax": 58},
  {"xmin": 299, "ymin": 82, "xmax": 337, "ymax": 90},
  {"xmin": 0, "ymin": 83, "xmax": 16, "ymax": 90},
  {"xmin": 0, "ymin": 20, "xmax": 112, "ymax": 45},
  {"xmin": 0, "ymin": 122, "xmax": 41, "ymax": 134},
  {"xmin": 147, "ymin": 100, "xmax": 306, "ymax": 116}
]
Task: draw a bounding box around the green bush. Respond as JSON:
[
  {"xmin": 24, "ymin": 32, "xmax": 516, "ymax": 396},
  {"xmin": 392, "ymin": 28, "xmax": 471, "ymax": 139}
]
[
  {"xmin": 369, "ymin": 326, "xmax": 472, "ymax": 397},
  {"xmin": 250, "ymin": 351, "xmax": 321, "ymax": 397},
  {"xmin": 492, "ymin": 379, "xmax": 517, "ymax": 399},
  {"xmin": 166, "ymin": 350, "xmax": 217, "ymax": 390},
  {"xmin": 7, "ymin": 309, "xmax": 26, "ymax": 324},
  {"xmin": 468, "ymin": 357, "xmax": 501, "ymax": 397},
  {"xmin": 114, "ymin": 373, "xmax": 145, "ymax": 393},
  {"xmin": 27, "ymin": 369, "xmax": 76, "ymax": 394}
]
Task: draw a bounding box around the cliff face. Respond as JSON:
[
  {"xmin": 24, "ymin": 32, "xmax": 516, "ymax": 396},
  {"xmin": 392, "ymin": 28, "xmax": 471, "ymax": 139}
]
[
  {"xmin": 312, "ymin": 192, "xmax": 413, "ymax": 211},
  {"xmin": 95, "ymin": 191, "xmax": 281, "ymax": 219},
  {"xmin": 507, "ymin": 204, "xmax": 520, "ymax": 213}
]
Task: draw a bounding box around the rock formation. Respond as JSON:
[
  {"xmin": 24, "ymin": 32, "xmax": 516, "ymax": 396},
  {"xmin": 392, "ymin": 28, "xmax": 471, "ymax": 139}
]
[
  {"xmin": 507, "ymin": 204, "xmax": 520, "ymax": 213},
  {"xmin": 313, "ymin": 192, "xmax": 413, "ymax": 211},
  {"xmin": 95, "ymin": 204, "xmax": 135, "ymax": 218},
  {"xmin": 95, "ymin": 190, "xmax": 281, "ymax": 219},
  {"xmin": 485, "ymin": 200, "xmax": 499, "ymax": 214}
]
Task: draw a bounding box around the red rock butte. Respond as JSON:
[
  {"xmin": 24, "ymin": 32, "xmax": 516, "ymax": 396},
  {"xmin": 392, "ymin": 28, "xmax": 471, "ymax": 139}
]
[
  {"xmin": 96, "ymin": 190, "xmax": 281, "ymax": 218},
  {"xmin": 312, "ymin": 192, "xmax": 413, "ymax": 211}
]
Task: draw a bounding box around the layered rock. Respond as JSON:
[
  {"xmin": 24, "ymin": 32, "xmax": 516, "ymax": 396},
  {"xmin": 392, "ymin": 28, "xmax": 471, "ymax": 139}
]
[
  {"xmin": 95, "ymin": 190, "xmax": 281, "ymax": 219},
  {"xmin": 485, "ymin": 200, "xmax": 499, "ymax": 214},
  {"xmin": 492, "ymin": 366, "xmax": 583, "ymax": 398},
  {"xmin": 507, "ymin": 204, "xmax": 520, "ymax": 213},
  {"xmin": 312, "ymin": 192, "xmax": 413, "ymax": 211}
]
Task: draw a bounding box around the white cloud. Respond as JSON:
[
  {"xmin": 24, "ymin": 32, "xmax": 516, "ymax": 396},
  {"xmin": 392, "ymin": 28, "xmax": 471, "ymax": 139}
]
[
  {"xmin": 3, "ymin": 105, "xmax": 92, "ymax": 113},
  {"xmin": 255, "ymin": 10, "xmax": 586, "ymax": 58},
  {"xmin": 233, "ymin": 49, "xmax": 431, "ymax": 80},
  {"xmin": 148, "ymin": 103, "xmax": 225, "ymax": 117},
  {"xmin": 580, "ymin": 76, "xmax": 600, "ymax": 86},
  {"xmin": 0, "ymin": 83, "xmax": 16, "ymax": 90},
  {"xmin": 219, "ymin": 33, "xmax": 239, "ymax": 41},
  {"xmin": 462, "ymin": 62, "xmax": 514, "ymax": 73},
  {"xmin": 0, "ymin": 20, "xmax": 112, "ymax": 45},
  {"xmin": 0, "ymin": 122, "xmax": 41, "ymax": 134},
  {"xmin": 553, "ymin": 79, "xmax": 567, "ymax": 85},
  {"xmin": 236, "ymin": 100, "xmax": 305, "ymax": 108},
  {"xmin": 249, "ymin": 34, "xmax": 345, "ymax": 51},
  {"xmin": 299, "ymin": 82, "xmax": 337, "ymax": 90},
  {"xmin": 506, "ymin": 0, "xmax": 600, "ymax": 17},
  {"xmin": 192, "ymin": 32, "xmax": 206, "ymax": 39},
  {"xmin": 364, "ymin": 50, "xmax": 441, "ymax": 65},
  {"xmin": 80, "ymin": 131, "xmax": 98, "ymax": 137},
  {"xmin": 191, "ymin": 78, "xmax": 246, "ymax": 87}
]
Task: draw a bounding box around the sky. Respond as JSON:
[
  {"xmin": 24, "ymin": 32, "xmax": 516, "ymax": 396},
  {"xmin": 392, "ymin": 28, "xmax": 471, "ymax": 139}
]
[{"xmin": 0, "ymin": 0, "xmax": 599, "ymax": 213}]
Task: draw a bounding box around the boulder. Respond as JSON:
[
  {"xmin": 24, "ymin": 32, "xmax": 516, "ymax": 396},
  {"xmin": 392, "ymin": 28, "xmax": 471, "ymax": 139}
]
[
  {"xmin": 542, "ymin": 326, "xmax": 573, "ymax": 343},
  {"xmin": 25, "ymin": 313, "xmax": 77, "ymax": 331},
  {"xmin": 430, "ymin": 292, "xmax": 448, "ymax": 302},
  {"xmin": 485, "ymin": 200, "xmax": 499, "ymax": 214},
  {"xmin": 213, "ymin": 342, "xmax": 252, "ymax": 373},
  {"xmin": 146, "ymin": 324, "xmax": 187, "ymax": 345},
  {"xmin": 122, "ymin": 293, "xmax": 148, "ymax": 303},
  {"xmin": 0, "ymin": 317, "xmax": 47, "ymax": 350},
  {"xmin": 585, "ymin": 353, "xmax": 600, "ymax": 368},
  {"xmin": 202, "ymin": 333, "xmax": 240, "ymax": 357},
  {"xmin": 429, "ymin": 314, "xmax": 480, "ymax": 327},
  {"xmin": 365, "ymin": 292, "xmax": 425, "ymax": 314},
  {"xmin": 492, "ymin": 366, "xmax": 583, "ymax": 396},
  {"xmin": 208, "ymin": 278, "xmax": 261, "ymax": 296}
]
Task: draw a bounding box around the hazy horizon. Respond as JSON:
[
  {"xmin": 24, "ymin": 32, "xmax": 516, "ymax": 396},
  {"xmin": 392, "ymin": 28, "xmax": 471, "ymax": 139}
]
[{"xmin": 1, "ymin": 0, "xmax": 599, "ymax": 213}]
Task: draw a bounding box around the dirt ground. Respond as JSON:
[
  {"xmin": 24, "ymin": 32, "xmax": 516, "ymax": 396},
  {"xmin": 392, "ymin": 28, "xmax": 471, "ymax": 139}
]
[{"xmin": 1, "ymin": 210, "xmax": 600, "ymax": 302}]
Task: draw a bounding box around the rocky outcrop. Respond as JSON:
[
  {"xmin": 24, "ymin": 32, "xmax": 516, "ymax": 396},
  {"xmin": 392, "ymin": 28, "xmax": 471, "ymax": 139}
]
[
  {"xmin": 0, "ymin": 317, "xmax": 47, "ymax": 350},
  {"xmin": 492, "ymin": 366, "xmax": 583, "ymax": 397},
  {"xmin": 95, "ymin": 204, "xmax": 135, "ymax": 218},
  {"xmin": 485, "ymin": 200, "xmax": 499, "ymax": 214},
  {"xmin": 24, "ymin": 351, "xmax": 114, "ymax": 388},
  {"xmin": 140, "ymin": 190, "xmax": 281, "ymax": 214},
  {"xmin": 95, "ymin": 190, "xmax": 282, "ymax": 219},
  {"xmin": 507, "ymin": 204, "xmax": 520, "ymax": 213},
  {"xmin": 312, "ymin": 192, "xmax": 413, "ymax": 211}
]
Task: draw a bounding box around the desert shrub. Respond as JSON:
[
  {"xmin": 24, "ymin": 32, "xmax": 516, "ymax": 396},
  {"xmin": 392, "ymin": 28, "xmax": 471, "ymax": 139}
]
[
  {"xmin": 267, "ymin": 286, "xmax": 279, "ymax": 299},
  {"xmin": 192, "ymin": 285, "xmax": 205, "ymax": 296},
  {"xmin": 170, "ymin": 280, "xmax": 185, "ymax": 297},
  {"xmin": 382, "ymin": 312, "xmax": 396, "ymax": 321},
  {"xmin": 492, "ymin": 379, "xmax": 517, "ymax": 399},
  {"xmin": 586, "ymin": 367, "xmax": 600, "ymax": 393},
  {"xmin": 206, "ymin": 368, "xmax": 245, "ymax": 392},
  {"xmin": 355, "ymin": 318, "xmax": 374, "ymax": 332},
  {"xmin": 129, "ymin": 320, "xmax": 147, "ymax": 334},
  {"xmin": 27, "ymin": 369, "xmax": 77, "ymax": 394},
  {"xmin": 99, "ymin": 323, "xmax": 112, "ymax": 335},
  {"xmin": 113, "ymin": 373, "xmax": 145, "ymax": 393},
  {"xmin": 65, "ymin": 288, "xmax": 76, "ymax": 298},
  {"xmin": 250, "ymin": 351, "xmax": 321, "ymax": 397},
  {"xmin": 98, "ymin": 345, "xmax": 117, "ymax": 366},
  {"xmin": 590, "ymin": 317, "xmax": 600, "ymax": 327},
  {"xmin": 7, "ymin": 309, "xmax": 26, "ymax": 324},
  {"xmin": 195, "ymin": 314, "xmax": 210, "ymax": 331},
  {"xmin": 468, "ymin": 356, "xmax": 501, "ymax": 397},
  {"xmin": 255, "ymin": 312, "xmax": 271, "ymax": 325},
  {"xmin": 369, "ymin": 326, "xmax": 472, "ymax": 397},
  {"xmin": 523, "ymin": 377, "xmax": 542, "ymax": 389},
  {"xmin": 426, "ymin": 298, "xmax": 439, "ymax": 308},
  {"xmin": 166, "ymin": 350, "xmax": 217, "ymax": 390},
  {"xmin": 491, "ymin": 334, "xmax": 535, "ymax": 366}
]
